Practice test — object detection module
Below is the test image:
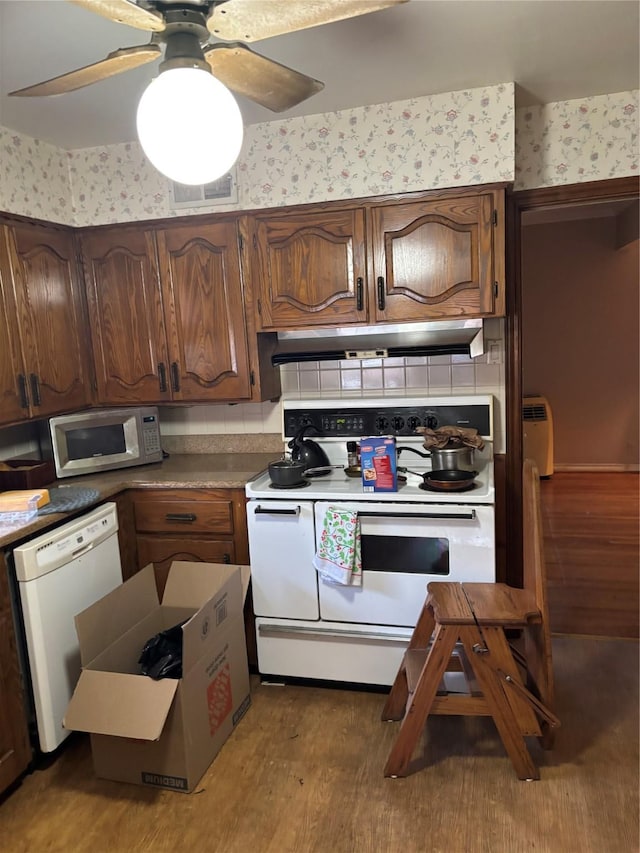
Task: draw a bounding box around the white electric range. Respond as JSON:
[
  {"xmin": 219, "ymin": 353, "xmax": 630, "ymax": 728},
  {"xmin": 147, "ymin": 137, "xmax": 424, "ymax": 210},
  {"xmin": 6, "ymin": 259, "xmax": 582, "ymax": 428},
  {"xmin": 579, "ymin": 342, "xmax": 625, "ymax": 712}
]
[{"xmin": 245, "ymin": 395, "xmax": 495, "ymax": 686}]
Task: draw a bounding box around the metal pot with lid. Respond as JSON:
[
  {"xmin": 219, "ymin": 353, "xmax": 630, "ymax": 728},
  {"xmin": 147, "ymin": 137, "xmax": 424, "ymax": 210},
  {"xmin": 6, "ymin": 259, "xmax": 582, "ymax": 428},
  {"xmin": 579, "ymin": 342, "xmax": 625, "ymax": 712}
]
[
  {"xmin": 429, "ymin": 445, "xmax": 476, "ymax": 472},
  {"xmin": 397, "ymin": 443, "xmax": 476, "ymax": 472}
]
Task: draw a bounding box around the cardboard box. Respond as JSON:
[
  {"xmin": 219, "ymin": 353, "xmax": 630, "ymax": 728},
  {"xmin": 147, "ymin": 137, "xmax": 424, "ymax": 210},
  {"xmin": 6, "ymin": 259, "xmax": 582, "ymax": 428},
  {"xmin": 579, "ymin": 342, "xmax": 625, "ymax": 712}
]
[
  {"xmin": 64, "ymin": 562, "xmax": 251, "ymax": 793},
  {"xmin": 360, "ymin": 435, "xmax": 397, "ymax": 492}
]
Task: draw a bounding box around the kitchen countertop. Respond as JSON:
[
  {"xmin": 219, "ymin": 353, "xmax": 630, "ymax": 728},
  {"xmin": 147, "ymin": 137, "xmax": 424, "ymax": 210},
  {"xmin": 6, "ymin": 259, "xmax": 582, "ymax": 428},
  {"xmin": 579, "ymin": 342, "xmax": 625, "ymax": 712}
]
[{"xmin": 0, "ymin": 452, "xmax": 280, "ymax": 550}]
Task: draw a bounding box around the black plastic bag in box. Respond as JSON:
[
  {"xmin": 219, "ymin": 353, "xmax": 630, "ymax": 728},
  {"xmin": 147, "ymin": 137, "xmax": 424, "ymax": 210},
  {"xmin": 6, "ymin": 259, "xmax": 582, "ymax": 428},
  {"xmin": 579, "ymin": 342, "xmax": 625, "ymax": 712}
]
[{"xmin": 138, "ymin": 620, "xmax": 187, "ymax": 680}]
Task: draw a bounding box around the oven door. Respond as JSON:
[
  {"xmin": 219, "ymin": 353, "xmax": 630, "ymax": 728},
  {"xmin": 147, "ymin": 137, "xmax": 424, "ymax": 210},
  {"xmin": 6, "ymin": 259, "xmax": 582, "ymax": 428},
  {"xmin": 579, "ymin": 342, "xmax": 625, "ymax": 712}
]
[{"xmin": 314, "ymin": 500, "xmax": 495, "ymax": 627}]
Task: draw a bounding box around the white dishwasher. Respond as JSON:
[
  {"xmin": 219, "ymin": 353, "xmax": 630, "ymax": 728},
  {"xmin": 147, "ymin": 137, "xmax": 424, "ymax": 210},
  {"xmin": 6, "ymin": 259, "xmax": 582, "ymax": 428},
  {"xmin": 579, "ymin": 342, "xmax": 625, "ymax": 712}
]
[{"xmin": 13, "ymin": 502, "xmax": 122, "ymax": 753}]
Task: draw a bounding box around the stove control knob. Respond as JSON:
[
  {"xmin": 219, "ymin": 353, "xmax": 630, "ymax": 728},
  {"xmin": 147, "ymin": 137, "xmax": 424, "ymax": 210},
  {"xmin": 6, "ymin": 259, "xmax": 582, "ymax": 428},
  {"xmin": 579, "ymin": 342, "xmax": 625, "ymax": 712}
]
[
  {"xmin": 391, "ymin": 416, "xmax": 405, "ymax": 431},
  {"xmin": 374, "ymin": 415, "xmax": 389, "ymax": 432},
  {"xmin": 407, "ymin": 416, "xmax": 421, "ymax": 431},
  {"xmin": 425, "ymin": 414, "xmax": 438, "ymax": 430}
]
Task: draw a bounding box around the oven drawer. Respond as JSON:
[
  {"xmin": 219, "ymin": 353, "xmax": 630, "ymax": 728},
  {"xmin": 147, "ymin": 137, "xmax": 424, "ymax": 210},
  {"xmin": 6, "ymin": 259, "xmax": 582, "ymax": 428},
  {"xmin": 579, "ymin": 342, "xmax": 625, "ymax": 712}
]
[
  {"xmin": 255, "ymin": 618, "xmax": 411, "ymax": 685},
  {"xmin": 247, "ymin": 500, "xmax": 318, "ymax": 620}
]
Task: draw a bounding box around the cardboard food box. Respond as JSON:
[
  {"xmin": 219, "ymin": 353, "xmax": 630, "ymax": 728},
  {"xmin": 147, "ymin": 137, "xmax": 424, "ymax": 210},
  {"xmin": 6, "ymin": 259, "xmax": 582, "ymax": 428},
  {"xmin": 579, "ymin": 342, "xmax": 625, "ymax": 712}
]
[
  {"xmin": 64, "ymin": 561, "xmax": 251, "ymax": 793},
  {"xmin": 360, "ymin": 435, "xmax": 397, "ymax": 492}
]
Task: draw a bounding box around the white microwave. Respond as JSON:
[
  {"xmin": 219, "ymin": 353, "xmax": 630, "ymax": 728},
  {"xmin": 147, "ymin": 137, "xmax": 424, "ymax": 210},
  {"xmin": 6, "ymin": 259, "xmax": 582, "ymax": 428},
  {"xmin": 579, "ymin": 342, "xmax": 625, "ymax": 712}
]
[{"xmin": 38, "ymin": 406, "xmax": 163, "ymax": 478}]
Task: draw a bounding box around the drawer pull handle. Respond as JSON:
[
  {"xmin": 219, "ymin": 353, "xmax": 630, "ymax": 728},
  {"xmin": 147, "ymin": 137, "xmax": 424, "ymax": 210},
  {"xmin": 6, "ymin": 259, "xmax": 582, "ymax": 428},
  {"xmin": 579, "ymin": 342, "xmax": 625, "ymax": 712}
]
[{"xmin": 165, "ymin": 512, "xmax": 197, "ymax": 523}]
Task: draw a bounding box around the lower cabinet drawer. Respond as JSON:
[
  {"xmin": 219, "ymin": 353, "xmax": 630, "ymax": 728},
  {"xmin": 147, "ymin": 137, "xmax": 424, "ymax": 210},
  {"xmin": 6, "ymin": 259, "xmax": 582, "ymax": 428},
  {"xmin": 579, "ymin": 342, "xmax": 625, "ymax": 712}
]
[
  {"xmin": 137, "ymin": 536, "xmax": 235, "ymax": 596},
  {"xmin": 133, "ymin": 499, "xmax": 234, "ymax": 534}
]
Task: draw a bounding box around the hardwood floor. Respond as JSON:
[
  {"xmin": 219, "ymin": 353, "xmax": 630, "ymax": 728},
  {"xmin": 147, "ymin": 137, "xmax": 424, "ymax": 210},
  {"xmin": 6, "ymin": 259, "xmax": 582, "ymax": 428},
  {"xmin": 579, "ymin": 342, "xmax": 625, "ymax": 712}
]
[
  {"xmin": 1, "ymin": 636, "xmax": 638, "ymax": 853},
  {"xmin": 540, "ymin": 472, "xmax": 639, "ymax": 638}
]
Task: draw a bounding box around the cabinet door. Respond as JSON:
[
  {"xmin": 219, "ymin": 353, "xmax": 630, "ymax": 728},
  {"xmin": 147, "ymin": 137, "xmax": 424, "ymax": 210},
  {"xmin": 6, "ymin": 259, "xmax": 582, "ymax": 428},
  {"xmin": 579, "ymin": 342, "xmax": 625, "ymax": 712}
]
[
  {"xmin": 249, "ymin": 207, "xmax": 367, "ymax": 329},
  {"xmin": 0, "ymin": 553, "xmax": 31, "ymax": 794},
  {"xmin": 1, "ymin": 223, "xmax": 91, "ymax": 418},
  {"xmin": 156, "ymin": 221, "xmax": 252, "ymax": 401},
  {"xmin": 137, "ymin": 537, "xmax": 235, "ymax": 596},
  {"xmin": 0, "ymin": 251, "xmax": 27, "ymax": 424},
  {"xmin": 370, "ymin": 192, "xmax": 502, "ymax": 321},
  {"xmin": 81, "ymin": 228, "xmax": 170, "ymax": 404}
]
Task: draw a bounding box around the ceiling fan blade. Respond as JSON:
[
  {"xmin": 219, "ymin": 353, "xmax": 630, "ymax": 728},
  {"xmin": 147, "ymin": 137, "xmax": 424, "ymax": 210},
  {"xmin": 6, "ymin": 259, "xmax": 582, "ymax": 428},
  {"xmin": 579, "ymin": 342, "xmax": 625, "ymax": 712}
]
[
  {"xmin": 70, "ymin": 0, "xmax": 166, "ymax": 32},
  {"xmin": 207, "ymin": 0, "xmax": 408, "ymax": 43},
  {"xmin": 9, "ymin": 45, "xmax": 162, "ymax": 97},
  {"xmin": 204, "ymin": 43, "xmax": 324, "ymax": 112}
]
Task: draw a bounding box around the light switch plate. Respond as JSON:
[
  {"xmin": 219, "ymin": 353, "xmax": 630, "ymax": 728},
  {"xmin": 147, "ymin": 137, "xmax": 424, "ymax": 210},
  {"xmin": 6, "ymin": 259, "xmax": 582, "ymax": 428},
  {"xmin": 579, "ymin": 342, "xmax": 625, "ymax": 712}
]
[{"xmin": 486, "ymin": 340, "xmax": 502, "ymax": 364}]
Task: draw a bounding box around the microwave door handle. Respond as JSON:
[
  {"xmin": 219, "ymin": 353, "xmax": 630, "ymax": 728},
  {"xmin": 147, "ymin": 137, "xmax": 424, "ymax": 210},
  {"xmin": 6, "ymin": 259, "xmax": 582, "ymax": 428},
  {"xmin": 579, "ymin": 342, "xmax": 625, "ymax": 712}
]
[{"xmin": 357, "ymin": 510, "xmax": 477, "ymax": 520}]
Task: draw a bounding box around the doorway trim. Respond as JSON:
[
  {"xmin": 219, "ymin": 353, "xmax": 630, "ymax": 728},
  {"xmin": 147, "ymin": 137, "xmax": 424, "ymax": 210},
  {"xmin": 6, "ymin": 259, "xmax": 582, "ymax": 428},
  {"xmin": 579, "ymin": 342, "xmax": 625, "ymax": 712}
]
[{"xmin": 506, "ymin": 175, "xmax": 639, "ymax": 586}]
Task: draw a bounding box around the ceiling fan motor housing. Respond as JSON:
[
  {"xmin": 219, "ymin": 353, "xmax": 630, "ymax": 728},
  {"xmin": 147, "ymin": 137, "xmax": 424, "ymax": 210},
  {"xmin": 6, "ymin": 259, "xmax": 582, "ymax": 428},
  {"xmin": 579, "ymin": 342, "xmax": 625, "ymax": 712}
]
[{"xmin": 159, "ymin": 8, "xmax": 212, "ymax": 72}]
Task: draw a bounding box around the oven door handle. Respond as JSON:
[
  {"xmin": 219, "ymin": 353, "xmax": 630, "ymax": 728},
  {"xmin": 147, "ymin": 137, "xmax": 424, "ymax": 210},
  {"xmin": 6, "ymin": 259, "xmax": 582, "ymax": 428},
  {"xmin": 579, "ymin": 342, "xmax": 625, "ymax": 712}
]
[
  {"xmin": 254, "ymin": 506, "xmax": 301, "ymax": 516},
  {"xmin": 357, "ymin": 510, "xmax": 477, "ymax": 520}
]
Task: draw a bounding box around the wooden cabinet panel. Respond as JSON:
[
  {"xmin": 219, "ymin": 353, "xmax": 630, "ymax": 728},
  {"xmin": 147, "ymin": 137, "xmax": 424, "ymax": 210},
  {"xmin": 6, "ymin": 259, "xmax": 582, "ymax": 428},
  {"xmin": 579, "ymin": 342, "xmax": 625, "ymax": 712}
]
[
  {"xmin": 133, "ymin": 498, "xmax": 234, "ymax": 535},
  {"xmin": 81, "ymin": 228, "xmax": 170, "ymax": 404},
  {"xmin": 0, "ymin": 264, "xmax": 25, "ymax": 423},
  {"xmin": 246, "ymin": 188, "xmax": 505, "ymax": 331},
  {"xmin": 370, "ymin": 192, "xmax": 502, "ymax": 321},
  {"xmin": 249, "ymin": 207, "xmax": 367, "ymax": 330},
  {"xmin": 130, "ymin": 487, "xmax": 254, "ymax": 664},
  {"xmin": 81, "ymin": 220, "xmax": 278, "ymax": 405},
  {"xmin": 157, "ymin": 221, "xmax": 252, "ymax": 401},
  {"xmin": 0, "ymin": 553, "xmax": 31, "ymax": 794},
  {"xmin": 137, "ymin": 537, "xmax": 235, "ymax": 596},
  {"xmin": 0, "ymin": 222, "xmax": 91, "ymax": 424}
]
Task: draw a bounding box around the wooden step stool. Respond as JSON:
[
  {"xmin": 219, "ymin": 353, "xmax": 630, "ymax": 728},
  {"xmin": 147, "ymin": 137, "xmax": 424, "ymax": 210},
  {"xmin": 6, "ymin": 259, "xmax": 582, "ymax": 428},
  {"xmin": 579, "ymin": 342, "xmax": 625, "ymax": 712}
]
[{"xmin": 382, "ymin": 459, "xmax": 559, "ymax": 780}]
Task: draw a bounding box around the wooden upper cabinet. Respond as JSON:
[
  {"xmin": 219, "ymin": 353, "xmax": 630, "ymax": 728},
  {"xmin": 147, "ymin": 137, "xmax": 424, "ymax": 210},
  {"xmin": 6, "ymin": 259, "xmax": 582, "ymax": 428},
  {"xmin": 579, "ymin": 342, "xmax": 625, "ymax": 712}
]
[
  {"xmin": 81, "ymin": 219, "xmax": 270, "ymax": 405},
  {"xmin": 0, "ymin": 222, "xmax": 91, "ymax": 425},
  {"xmin": 248, "ymin": 207, "xmax": 367, "ymax": 330},
  {"xmin": 81, "ymin": 228, "xmax": 171, "ymax": 405},
  {"xmin": 246, "ymin": 188, "xmax": 505, "ymax": 331},
  {"xmin": 156, "ymin": 220, "xmax": 251, "ymax": 402},
  {"xmin": 370, "ymin": 190, "xmax": 505, "ymax": 321}
]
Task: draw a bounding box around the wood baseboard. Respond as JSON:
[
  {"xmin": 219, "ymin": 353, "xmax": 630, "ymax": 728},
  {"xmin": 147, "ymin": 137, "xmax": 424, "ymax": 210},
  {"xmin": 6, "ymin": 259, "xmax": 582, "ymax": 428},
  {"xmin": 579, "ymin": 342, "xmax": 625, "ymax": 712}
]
[{"xmin": 553, "ymin": 463, "xmax": 639, "ymax": 473}]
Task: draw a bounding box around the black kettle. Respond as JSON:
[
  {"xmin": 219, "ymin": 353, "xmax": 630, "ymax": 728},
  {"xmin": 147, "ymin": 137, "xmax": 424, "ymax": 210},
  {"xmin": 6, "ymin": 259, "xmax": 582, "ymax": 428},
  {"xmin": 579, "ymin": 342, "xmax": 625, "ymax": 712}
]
[{"xmin": 288, "ymin": 425, "xmax": 330, "ymax": 470}]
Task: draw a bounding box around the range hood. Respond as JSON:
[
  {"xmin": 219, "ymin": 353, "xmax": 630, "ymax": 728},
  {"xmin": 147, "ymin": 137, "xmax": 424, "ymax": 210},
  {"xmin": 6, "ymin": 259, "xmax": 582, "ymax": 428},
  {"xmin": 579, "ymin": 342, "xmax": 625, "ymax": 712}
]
[{"xmin": 271, "ymin": 319, "xmax": 485, "ymax": 365}]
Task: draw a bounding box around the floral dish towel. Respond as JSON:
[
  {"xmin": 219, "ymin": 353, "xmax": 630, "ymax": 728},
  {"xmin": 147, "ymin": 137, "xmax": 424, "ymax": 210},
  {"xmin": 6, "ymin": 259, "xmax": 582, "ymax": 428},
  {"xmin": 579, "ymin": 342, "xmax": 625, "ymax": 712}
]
[{"xmin": 312, "ymin": 506, "xmax": 362, "ymax": 586}]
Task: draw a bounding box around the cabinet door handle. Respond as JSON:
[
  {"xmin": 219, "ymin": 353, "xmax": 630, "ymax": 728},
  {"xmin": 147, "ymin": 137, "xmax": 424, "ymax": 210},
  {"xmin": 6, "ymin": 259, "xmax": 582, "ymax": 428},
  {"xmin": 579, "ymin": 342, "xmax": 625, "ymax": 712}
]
[
  {"xmin": 356, "ymin": 277, "xmax": 364, "ymax": 311},
  {"xmin": 223, "ymin": 554, "xmax": 231, "ymax": 564},
  {"xmin": 165, "ymin": 513, "xmax": 196, "ymax": 523},
  {"xmin": 377, "ymin": 276, "xmax": 385, "ymax": 310},
  {"xmin": 170, "ymin": 361, "xmax": 180, "ymax": 393},
  {"xmin": 30, "ymin": 373, "xmax": 41, "ymax": 406},
  {"xmin": 17, "ymin": 374, "xmax": 29, "ymax": 409},
  {"xmin": 158, "ymin": 362, "xmax": 167, "ymax": 393}
]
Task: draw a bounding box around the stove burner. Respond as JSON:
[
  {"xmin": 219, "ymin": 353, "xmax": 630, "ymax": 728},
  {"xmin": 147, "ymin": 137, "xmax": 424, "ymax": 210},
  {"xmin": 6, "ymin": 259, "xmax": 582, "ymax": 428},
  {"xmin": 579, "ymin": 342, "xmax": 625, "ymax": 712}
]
[
  {"xmin": 419, "ymin": 480, "xmax": 477, "ymax": 493},
  {"xmin": 268, "ymin": 480, "xmax": 311, "ymax": 490}
]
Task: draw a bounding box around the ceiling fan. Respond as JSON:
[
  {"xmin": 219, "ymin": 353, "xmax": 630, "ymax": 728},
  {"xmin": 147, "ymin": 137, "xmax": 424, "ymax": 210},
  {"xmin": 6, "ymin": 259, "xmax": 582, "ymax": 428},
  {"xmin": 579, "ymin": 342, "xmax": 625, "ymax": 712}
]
[{"xmin": 9, "ymin": 0, "xmax": 408, "ymax": 113}]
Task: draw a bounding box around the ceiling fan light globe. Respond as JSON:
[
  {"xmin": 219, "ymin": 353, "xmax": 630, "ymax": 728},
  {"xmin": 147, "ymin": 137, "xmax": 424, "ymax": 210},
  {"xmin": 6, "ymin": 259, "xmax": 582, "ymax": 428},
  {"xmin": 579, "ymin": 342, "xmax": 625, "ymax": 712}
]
[{"xmin": 136, "ymin": 67, "xmax": 244, "ymax": 186}]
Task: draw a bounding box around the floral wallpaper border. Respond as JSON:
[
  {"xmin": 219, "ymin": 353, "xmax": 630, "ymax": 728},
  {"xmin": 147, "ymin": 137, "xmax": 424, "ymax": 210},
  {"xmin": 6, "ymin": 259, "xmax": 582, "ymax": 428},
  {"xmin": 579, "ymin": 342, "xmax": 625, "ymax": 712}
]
[
  {"xmin": 515, "ymin": 89, "xmax": 638, "ymax": 189},
  {"xmin": 0, "ymin": 85, "xmax": 637, "ymax": 227}
]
